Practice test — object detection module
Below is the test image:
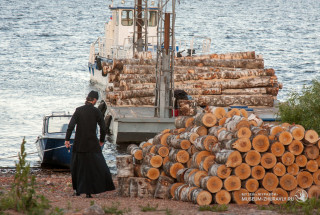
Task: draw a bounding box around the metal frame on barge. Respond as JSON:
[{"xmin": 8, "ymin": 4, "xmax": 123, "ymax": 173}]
[{"xmin": 88, "ymin": 0, "xmax": 279, "ymax": 144}]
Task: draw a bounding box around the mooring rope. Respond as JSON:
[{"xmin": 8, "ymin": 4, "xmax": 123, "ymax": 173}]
[{"xmin": 0, "ymin": 144, "xmax": 73, "ymax": 161}]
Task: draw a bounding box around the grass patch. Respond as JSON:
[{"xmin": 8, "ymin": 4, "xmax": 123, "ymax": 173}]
[
  {"xmin": 0, "ymin": 139, "xmax": 51, "ymax": 214},
  {"xmin": 49, "ymin": 207, "xmax": 64, "ymax": 215},
  {"xmin": 258, "ymin": 198, "xmax": 320, "ymax": 215},
  {"xmin": 199, "ymin": 204, "xmax": 228, "ymax": 212},
  {"xmin": 278, "ymin": 79, "xmax": 320, "ymax": 133},
  {"xmin": 67, "ymin": 201, "xmax": 72, "ymax": 210},
  {"xmin": 103, "ymin": 202, "xmax": 131, "ymax": 215},
  {"xmin": 139, "ymin": 203, "xmax": 158, "ymax": 212}
]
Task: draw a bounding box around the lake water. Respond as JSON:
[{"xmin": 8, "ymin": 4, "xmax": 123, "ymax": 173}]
[{"xmin": 0, "ymin": 0, "xmax": 319, "ymax": 171}]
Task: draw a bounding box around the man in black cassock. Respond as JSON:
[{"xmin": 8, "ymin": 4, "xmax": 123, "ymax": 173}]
[{"xmin": 64, "ymin": 90, "xmax": 115, "ymax": 198}]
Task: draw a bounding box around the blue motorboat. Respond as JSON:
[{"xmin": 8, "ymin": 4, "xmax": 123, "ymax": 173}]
[{"xmin": 36, "ymin": 112, "xmax": 74, "ymax": 168}]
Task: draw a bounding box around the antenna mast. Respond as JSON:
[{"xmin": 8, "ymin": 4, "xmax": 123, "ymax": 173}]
[
  {"xmin": 133, "ymin": 0, "xmax": 149, "ymax": 53},
  {"xmin": 154, "ymin": 0, "xmax": 176, "ymax": 118}
]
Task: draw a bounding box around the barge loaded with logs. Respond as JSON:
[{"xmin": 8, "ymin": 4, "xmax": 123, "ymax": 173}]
[{"xmin": 88, "ymin": 0, "xmax": 282, "ymax": 143}]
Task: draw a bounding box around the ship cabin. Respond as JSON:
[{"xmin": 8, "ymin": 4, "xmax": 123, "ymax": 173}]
[{"xmin": 94, "ymin": 5, "xmax": 159, "ymax": 60}]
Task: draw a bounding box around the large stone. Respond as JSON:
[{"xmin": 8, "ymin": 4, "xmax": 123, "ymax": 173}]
[{"xmin": 82, "ymin": 205, "xmax": 104, "ymax": 215}]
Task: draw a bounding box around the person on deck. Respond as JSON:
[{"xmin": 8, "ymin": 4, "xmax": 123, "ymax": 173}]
[{"xmin": 64, "ymin": 90, "xmax": 115, "ymax": 198}]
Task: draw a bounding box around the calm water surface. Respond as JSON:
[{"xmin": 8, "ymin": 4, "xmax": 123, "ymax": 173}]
[{"xmin": 0, "ymin": 0, "xmax": 319, "ymax": 170}]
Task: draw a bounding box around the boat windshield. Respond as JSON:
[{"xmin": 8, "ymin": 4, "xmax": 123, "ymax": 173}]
[{"xmin": 47, "ymin": 116, "xmax": 73, "ymax": 133}]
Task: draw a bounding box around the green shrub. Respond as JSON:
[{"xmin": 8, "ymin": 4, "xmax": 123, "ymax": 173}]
[
  {"xmin": 0, "ymin": 138, "xmax": 50, "ymax": 214},
  {"xmin": 279, "ymin": 80, "xmax": 320, "ymax": 133}
]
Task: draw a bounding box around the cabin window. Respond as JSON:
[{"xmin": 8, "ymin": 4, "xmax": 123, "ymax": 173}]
[
  {"xmin": 47, "ymin": 117, "xmax": 73, "ymax": 133},
  {"xmin": 149, "ymin": 11, "xmax": 157, "ymax": 26},
  {"xmin": 121, "ymin": 10, "xmax": 133, "ymax": 26}
]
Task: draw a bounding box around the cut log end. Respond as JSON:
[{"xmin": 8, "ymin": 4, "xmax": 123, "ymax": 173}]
[
  {"xmin": 252, "ymin": 135, "xmax": 270, "ymax": 152},
  {"xmin": 201, "ymin": 176, "xmax": 223, "ymax": 193},
  {"xmin": 313, "ymin": 170, "xmax": 320, "ymax": 186},
  {"xmin": 287, "ymin": 163, "xmax": 299, "ymax": 176},
  {"xmin": 288, "ymin": 140, "xmax": 304, "ymax": 155},
  {"xmin": 261, "ymin": 153, "xmax": 277, "ymax": 169},
  {"xmin": 278, "ymin": 131, "xmax": 293, "ymax": 145},
  {"xmin": 297, "ymin": 171, "xmax": 313, "ymax": 189},
  {"xmin": 281, "ymin": 152, "xmax": 295, "ymax": 166},
  {"xmin": 270, "ymin": 142, "xmax": 285, "ymax": 157},
  {"xmin": 270, "ymin": 126, "xmax": 284, "ymax": 136},
  {"xmin": 236, "ymin": 127, "xmax": 252, "ymax": 139},
  {"xmin": 262, "ymin": 173, "xmax": 279, "ymax": 192},
  {"xmin": 234, "ymin": 163, "xmax": 251, "ymax": 180},
  {"xmin": 272, "ymin": 188, "xmax": 289, "ymax": 205},
  {"xmin": 146, "ymin": 168, "xmax": 160, "ymax": 180},
  {"xmin": 195, "ymin": 113, "xmax": 217, "ymax": 127},
  {"xmin": 254, "ymin": 188, "xmax": 270, "ymax": 205},
  {"xmin": 215, "ymin": 189, "xmax": 231, "ymax": 205},
  {"xmin": 304, "ymin": 130, "xmax": 319, "ymax": 144},
  {"xmin": 304, "ymin": 145, "xmax": 320, "ymax": 160},
  {"xmin": 280, "ymin": 174, "xmax": 297, "ymax": 191},
  {"xmin": 308, "ymin": 185, "xmax": 320, "ymax": 199},
  {"xmin": 296, "ymin": 155, "xmax": 308, "ymax": 167},
  {"xmin": 306, "ymin": 160, "xmax": 319, "ymax": 173},
  {"xmin": 233, "ymin": 188, "xmax": 250, "ymax": 205},
  {"xmin": 290, "ymin": 126, "xmax": 305, "ymax": 141},
  {"xmin": 226, "ymin": 151, "xmax": 242, "ymax": 168},
  {"xmin": 251, "ymin": 165, "xmax": 266, "ymax": 180},
  {"xmin": 224, "ymin": 175, "xmax": 241, "ymax": 191},
  {"xmin": 192, "ymin": 189, "xmax": 213, "ymax": 206},
  {"xmin": 246, "ymin": 178, "xmax": 259, "ymax": 193},
  {"xmin": 245, "ymin": 150, "xmax": 261, "ymax": 166},
  {"xmin": 273, "ymin": 162, "xmax": 286, "ymax": 177},
  {"xmin": 232, "ymin": 138, "xmax": 252, "ymax": 152}
]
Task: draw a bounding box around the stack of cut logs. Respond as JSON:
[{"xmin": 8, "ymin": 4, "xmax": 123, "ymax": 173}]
[
  {"xmin": 116, "ymin": 107, "xmax": 320, "ymax": 206},
  {"xmin": 103, "ymin": 51, "xmax": 282, "ymax": 107}
]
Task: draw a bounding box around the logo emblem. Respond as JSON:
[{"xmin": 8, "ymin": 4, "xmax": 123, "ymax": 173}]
[{"xmin": 294, "ymin": 189, "xmax": 308, "ymax": 202}]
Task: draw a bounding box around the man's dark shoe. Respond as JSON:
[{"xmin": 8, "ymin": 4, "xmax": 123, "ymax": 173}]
[
  {"xmin": 72, "ymin": 191, "xmax": 80, "ymax": 196},
  {"xmin": 86, "ymin": 194, "xmax": 93, "ymax": 198}
]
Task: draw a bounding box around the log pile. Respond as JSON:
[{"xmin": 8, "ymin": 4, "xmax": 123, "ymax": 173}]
[
  {"xmin": 116, "ymin": 107, "xmax": 320, "ymax": 206},
  {"xmin": 103, "ymin": 51, "xmax": 282, "ymax": 107}
]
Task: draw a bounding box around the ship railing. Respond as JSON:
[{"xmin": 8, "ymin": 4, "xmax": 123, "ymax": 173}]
[
  {"xmin": 111, "ymin": 45, "xmax": 134, "ymax": 59},
  {"xmin": 89, "ymin": 37, "xmax": 108, "ymax": 63},
  {"xmin": 176, "ymin": 36, "xmax": 212, "ymax": 57},
  {"xmin": 98, "ymin": 37, "xmax": 107, "ymax": 58},
  {"xmin": 190, "ymin": 36, "xmax": 211, "ymax": 56}
]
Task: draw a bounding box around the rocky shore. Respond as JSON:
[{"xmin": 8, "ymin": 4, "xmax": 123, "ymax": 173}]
[{"xmin": 0, "ymin": 169, "xmax": 277, "ymax": 215}]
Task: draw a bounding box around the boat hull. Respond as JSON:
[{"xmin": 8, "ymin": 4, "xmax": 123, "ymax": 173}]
[{"xmin": 36, "ymin": 136, "xmax": 74, "ymax": 168}]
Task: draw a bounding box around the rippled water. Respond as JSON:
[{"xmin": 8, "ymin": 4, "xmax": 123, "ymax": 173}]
[{"xmin": 1, "ymin": 0, "xmax": 319, "ymax": 169}]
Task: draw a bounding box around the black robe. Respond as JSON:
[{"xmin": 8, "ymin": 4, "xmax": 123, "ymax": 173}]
[{"xmin": 65, "ymin": 103, "xmax": 115, "ymax": 194}]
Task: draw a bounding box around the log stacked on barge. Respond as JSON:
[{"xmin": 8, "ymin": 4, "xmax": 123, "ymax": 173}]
[
  {"xmin": 116, "ymin": 108, "xmax": 320, "ymax": 205},
  {"xmin": 104, "ymin": 51, "xmax": 282, "ymax": 107}
]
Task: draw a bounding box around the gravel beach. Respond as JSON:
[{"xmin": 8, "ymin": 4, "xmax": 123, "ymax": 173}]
[{"xmin": 0, "ymin": 170, "xmax": 279, "ymax": 215}]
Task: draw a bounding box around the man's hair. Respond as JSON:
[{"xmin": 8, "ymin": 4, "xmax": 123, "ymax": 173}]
[{"xmin": 85, "ymin": 97, "xmax": 95, "ymax": 105}]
